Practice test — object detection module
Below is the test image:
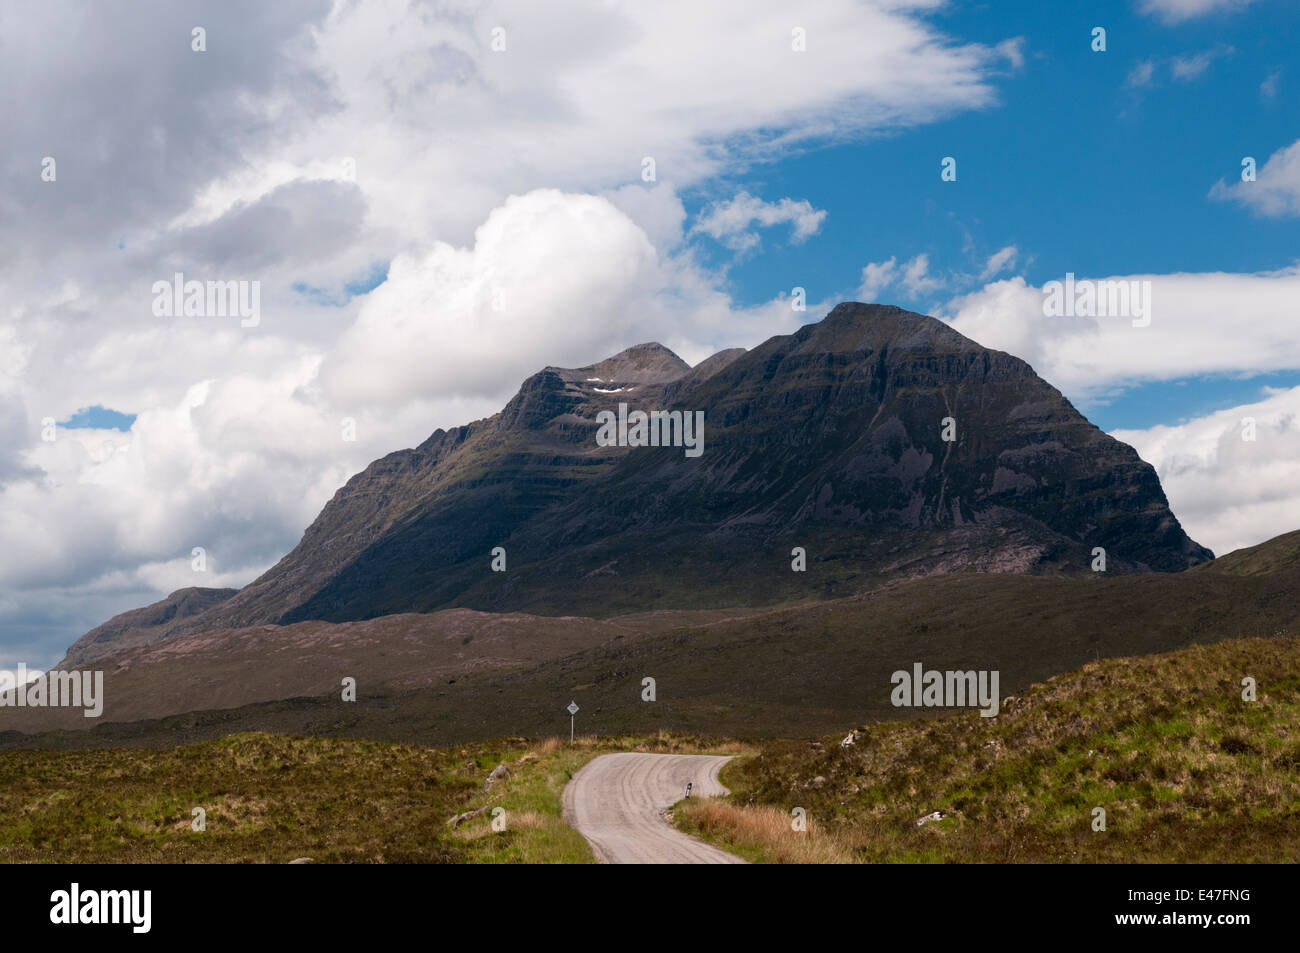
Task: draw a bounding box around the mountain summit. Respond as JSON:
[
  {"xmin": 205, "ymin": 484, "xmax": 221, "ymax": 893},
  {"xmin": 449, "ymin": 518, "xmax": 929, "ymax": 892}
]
[{"xmin": 67, "ymin": 303, "xmax": 1211, "ymax": 661}]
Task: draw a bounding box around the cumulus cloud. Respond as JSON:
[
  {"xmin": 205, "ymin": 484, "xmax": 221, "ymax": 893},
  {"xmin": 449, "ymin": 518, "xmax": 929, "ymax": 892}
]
[
  {"xmin": 0, "ymin": 0, "xmax": 1031, "ymax": 664},
  {"xmin": 0, "ymin": 181, "xmax": 828, "ymax": 666},
  {"xmin": 601, "ymin": 184, "xmax": 689, "ymax": 255},
  {"xmin": 944, "ymin": 267, "xmax": 1300, "ymax": 401},
  {"xmin": 1113, "ymin": 386, "xmax": 1300, "ymax": 558},
  {"xmin": 324, "ymin": 189, "xmax": 805, "ymax": 405},
  {"xmin": 858, "ymin": 259, "xmax": 900, "ymax": 301},
  {"xmin": 692, "ymin": 192, "xmax": 827, "ymax": 252},
  {"xmin": 900, "ymin": 255, "xmax": 944, "ymax": 295},
  {"xmin": 1211, "ymin": 138, "xmax": 1300, "ymax": 217},
  {"xmin": 221, "ymin": 0, "xmax": 1008, "ymax": 254},
  {"xmin": 857, "ymin": 253, "xmax": 944, "ymax": 301}
]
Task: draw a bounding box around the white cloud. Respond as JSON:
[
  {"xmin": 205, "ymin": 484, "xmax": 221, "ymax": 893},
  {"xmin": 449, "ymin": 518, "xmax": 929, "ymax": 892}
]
[
  {"xmin": 0, "ymin": 0, "xmax": 1041, "ymax": 663},
  {"xmin": 1113, "ymin": 386, "xmax": 1300, "ymax": 558},
  {"xmin": 692, "ymin": 192, "xmax": 827, "ymax": 252},
  {"xmin": 1170, "ymin": 46, "xmax": 1234, "ymax": 81},
  {"xmin": 1138, "ymin": 0, "xmax": 1257, "ymax": 23},
  {"xmin": 944, "ymin": 267, "xmax": 1300, "ymax": 401},
  {"xmin": 264, "ymin": 0, "xmax": 1009, "ymax": 252},
  {"xmin": 1211, "ymin": 138, "xmax": 1300, "ymax": 217},
  {"xmin": 325, "ymin": 189, "xmax": 804, "ymax": 406},
  {"xmin": 979, "ymin": 245, "xmax": 1018, "ymax": 281},
  {"xmin": 900, "ymin": 254, "xmax": 943, "ymax": 294},
  {"xmin": 0, "ymin": 184, "xmax": 833, "ymax": 668},
  {"xmin": 858, "ymin": 253, "xmax": 944, "ymax": 301},
  {"xmin": 1126, "ymin": 46, "xmax": 1232, "ymax": 88},
  {"xmin": 858, "ymin": 258, "xmax": 900, "ymax": 301},
  {"xmin": 1260, "ymin": 69, "xmax": 1281, "ymax": 99},
  {"xmin": 1127, "ymin": 60, "xmax": 1156, "ymax": 88},
  {"xmin": 995, "ymin": 37, "xmax": 1025, "ymax": 71},
  {"xmin": 601, "ymin": 184, "xmax": 689, "ymax": 254}
]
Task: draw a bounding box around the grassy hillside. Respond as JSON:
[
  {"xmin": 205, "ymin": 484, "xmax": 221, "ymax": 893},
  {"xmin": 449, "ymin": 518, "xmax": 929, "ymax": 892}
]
[
  {"xmin": 1197, "ymin": 528, "xmax": 1300, "ymax": 577},
  {"xmin": 4, "ymin": 636, "xmax": 1296, "ymax": 863},
  {"xmin": 0, "ymin": 731, "xmax": 732, "ymax": 863},
  {"xmin": 677, "ymin": 635, "xmax": 1300, "ymax": 863}
]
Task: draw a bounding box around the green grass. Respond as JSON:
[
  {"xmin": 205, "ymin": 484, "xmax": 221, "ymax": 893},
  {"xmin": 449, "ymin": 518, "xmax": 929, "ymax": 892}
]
[
  {"xmin": 674, "ymin": 636, "xmax": 1300, "ymax": 863},
  {"xmin": 6, "ymin": 636, "xmax": 1297, "ymax": 864},
  {"xmin": 0, "ymin": 730, "xmax": 737, "ymax": 863},
  {"xmin": 454, "ymin": 740, "xmax": 596, "ymax": 864},
  {"xmin": 0, "ymin": 734, "xmax": 480, "ymax": 863}
]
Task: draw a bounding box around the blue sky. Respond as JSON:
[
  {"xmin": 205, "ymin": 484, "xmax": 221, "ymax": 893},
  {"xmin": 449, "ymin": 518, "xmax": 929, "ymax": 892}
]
[
  {"xmin": 61, "ymin": 406, "xmax": 136, "ymax": 431},
  {"xmin": 683, "ymin": 0, "xmax": 1300, "ymax": 429}
]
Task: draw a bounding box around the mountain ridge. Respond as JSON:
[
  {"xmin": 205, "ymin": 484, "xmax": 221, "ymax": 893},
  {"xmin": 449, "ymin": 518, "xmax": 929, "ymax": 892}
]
[{"xmin": 62, "ymin": 302, "xmax": 1212, "ymax": 662}]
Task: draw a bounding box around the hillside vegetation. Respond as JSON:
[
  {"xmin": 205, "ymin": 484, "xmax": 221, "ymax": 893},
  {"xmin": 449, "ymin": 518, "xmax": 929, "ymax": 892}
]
[
  {"xmin": 0, "ymin": 731, "xmax": 732, "ymax": 863},
  {"xmin": 4, "ymin": 636, "xmax": 1296, "ymax": 863},
  {"xmin": 678, "ymin": 635, "xmax": 1300, "ymax": 863}
]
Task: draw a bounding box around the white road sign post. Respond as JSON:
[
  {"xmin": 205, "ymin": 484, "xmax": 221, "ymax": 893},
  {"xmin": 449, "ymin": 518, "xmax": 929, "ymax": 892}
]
[{"xmin": 567, "ymin": 700, "xmax": 579, "ymax": 743}]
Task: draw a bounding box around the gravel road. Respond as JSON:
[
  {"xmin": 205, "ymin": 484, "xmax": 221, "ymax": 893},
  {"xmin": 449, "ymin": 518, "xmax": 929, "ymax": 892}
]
[{"xmin": 562, "ymin": 752, "xmax": 746, "ymax": 864}]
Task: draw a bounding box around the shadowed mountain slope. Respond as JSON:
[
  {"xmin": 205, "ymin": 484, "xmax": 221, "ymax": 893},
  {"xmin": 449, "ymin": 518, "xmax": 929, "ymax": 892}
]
[
  {"xmin": 14, "ymin": 532, "xmax": 1296, "ymax": 742},
  {"xmin": 67, "ymin": 303, "xmax": 1210, "ymax": 659}
]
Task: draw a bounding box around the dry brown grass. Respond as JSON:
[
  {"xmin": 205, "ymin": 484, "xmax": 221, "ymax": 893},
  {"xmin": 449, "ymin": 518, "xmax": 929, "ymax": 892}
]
[
  {"xmin": 530, "ymin": 737, "xmax": 560, "ymax": 758},
  {"xmin": 681, "ymin": 799, "xmax": 856, "ymax": 864},
  {"xmin": 452, "ymin": 810, "xmax": 547, "ymax": 841}
]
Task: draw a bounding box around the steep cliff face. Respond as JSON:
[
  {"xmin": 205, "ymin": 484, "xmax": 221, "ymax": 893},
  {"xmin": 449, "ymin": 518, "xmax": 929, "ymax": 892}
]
[
  {"xmin": 84, "ymin": 303, "xmax": 1210, "ymax": 644},
  {"xmin": 444, "ymin": 302, "xmax": 1209, "ymax": 613}
]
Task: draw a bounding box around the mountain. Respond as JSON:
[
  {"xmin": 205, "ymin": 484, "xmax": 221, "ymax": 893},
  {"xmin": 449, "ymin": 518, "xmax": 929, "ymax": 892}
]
[
  {"xmin": 12, "ymin": 530, "xmax": 1298, "ymax": 743},
  {"xmin": 1195, "ymin": 527, "xmax": 1300, "ymax": 577},
  {"xmin": 60, "ymin": 586, "xmax": 238, "ymax": 669},
  {"xmin": 70, "ymin": 302, "xmax": 1211, "ymax": 657},
  {"xmin": 26, "ymin": 462, "xmax": 1300, "ymax": 746}
]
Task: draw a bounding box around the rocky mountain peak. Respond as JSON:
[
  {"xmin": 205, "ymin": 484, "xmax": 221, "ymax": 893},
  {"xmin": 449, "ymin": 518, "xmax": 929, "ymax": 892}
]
[
  {"xmin": 799, "ymin": 301, "xmax": 979, "ymax": 356},
  {"xmin": 67, "ymin": 302, "xmax": 1213, "ymax": 648},
  {"xmin": 548, "ymin": 341, "xmax": 691, "ymax": 386}
]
